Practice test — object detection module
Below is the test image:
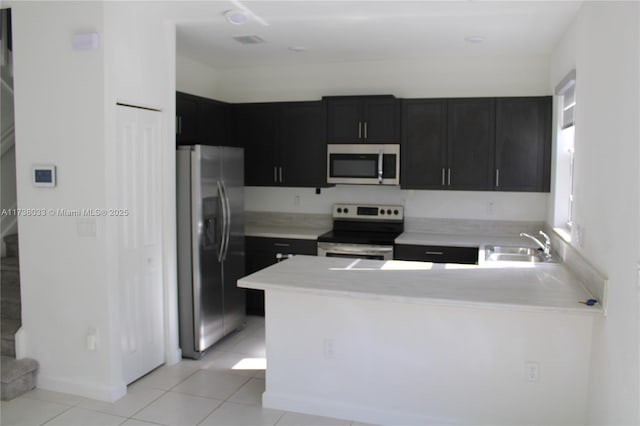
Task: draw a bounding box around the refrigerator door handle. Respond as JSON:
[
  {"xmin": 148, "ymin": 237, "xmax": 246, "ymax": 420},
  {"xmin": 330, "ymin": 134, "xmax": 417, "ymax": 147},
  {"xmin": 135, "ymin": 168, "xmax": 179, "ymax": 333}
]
[
  {"xmin": 220, "ymin": 180, "xmax": 232, "ymax": 261},
  {"xmin": 216, "ymin": 181, "xmax": 227, "ymax": 262}
]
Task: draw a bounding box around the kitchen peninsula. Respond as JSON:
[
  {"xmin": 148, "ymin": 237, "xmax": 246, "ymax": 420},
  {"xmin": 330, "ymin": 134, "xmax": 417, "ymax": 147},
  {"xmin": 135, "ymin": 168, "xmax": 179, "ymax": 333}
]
[{"xmin": 238, "ymin": 255, "xmax": 601, "ymax": 425}]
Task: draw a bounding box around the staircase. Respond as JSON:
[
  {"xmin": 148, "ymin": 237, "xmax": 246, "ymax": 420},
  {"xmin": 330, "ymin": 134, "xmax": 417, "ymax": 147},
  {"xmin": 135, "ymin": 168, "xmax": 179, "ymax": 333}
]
[{"xmin": 1, "ymin": 234, "xmax": 38, "ymax": 400}]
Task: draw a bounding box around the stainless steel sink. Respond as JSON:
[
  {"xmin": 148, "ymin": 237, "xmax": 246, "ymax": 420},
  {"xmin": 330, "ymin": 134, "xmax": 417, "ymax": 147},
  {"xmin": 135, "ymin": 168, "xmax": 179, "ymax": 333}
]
[{"xmin": 484, "ymin": 245, "xmax": 547, "ymax": 263}]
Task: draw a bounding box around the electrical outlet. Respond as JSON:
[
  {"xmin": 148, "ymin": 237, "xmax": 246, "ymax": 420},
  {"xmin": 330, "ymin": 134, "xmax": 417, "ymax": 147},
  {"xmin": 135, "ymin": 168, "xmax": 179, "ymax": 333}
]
[
  {"xmin": 323, "ymin": 338, "xmax": 335, "ymax": 359},
  {"xmin": 525, "ymin": 361, "xmax": 540, "ymax": 382},
  {"xmin": 487, "ymin": 201, "xmax": 495, "ymax": 216},
  {"xmin": 294, "ymin": 195, "xmax": 301, "ymax": 206}
]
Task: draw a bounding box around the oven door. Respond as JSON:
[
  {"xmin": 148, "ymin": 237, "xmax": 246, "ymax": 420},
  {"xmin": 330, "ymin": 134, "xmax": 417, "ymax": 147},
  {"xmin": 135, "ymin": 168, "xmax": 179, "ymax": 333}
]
[
  {"xmin": 327, "ymin": 144, "xmax": 399, "ymax": 185},
  {"xmin": 317, "ymin": 242, "xmax": 394, "ymax": 261}
]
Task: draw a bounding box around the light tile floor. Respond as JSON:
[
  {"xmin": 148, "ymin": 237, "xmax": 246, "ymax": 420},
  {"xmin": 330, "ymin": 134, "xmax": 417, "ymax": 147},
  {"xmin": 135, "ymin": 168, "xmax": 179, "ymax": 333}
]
[{"xmin": 1, "ymin": 316, "xmax": 374, "ymax": 426}]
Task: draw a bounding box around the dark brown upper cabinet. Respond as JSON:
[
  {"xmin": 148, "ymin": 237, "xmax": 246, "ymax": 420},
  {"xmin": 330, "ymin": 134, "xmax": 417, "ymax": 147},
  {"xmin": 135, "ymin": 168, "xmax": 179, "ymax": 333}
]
[
  {"xmin": 325, "ymin": 96, "xmax": 400, "ymax": 144},
  {"xmin": 232, "ymin": 101, "xmax": 327, "ymax": 188},
  {"xmin": 176, "ymin": 92, "xmax": 232, "ymax": 147},
  {"xmin": 401, "ymin": 99, "xmax": 448, "ymax": 189},
  {"xmin": 495, "ymin": 97, "xmax": 551, "ymax": 192},
  {"xmin": 446, "ymin": 98, "xmax": 496, "ymax": 190}
]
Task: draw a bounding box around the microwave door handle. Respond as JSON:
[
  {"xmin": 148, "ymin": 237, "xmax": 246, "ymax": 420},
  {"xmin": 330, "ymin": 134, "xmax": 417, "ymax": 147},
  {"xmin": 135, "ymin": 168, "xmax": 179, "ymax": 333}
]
[{"xmin": 378, "ymin": 149, "xmax": 383, "ymax": 184}]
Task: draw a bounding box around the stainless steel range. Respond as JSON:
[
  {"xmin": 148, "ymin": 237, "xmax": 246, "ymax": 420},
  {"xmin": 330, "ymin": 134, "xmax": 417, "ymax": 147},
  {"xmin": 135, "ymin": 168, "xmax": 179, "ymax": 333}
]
[{"xmin": 317, "ymin": 203, "xmax": 404, "ymax": 260}]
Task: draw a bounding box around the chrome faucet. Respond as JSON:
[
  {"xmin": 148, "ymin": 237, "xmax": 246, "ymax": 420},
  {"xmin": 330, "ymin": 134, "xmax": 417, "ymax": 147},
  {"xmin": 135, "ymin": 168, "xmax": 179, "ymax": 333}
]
[{"xmin": 520, "ymin": 231, "xmax": 552, "ymax": 258}]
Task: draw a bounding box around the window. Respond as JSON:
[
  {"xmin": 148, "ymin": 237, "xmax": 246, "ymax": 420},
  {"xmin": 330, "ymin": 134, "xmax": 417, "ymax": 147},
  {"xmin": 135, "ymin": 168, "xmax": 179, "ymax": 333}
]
[{"xmin": 553, "ymin": 70, "xmax": 576, "ymax": 239}]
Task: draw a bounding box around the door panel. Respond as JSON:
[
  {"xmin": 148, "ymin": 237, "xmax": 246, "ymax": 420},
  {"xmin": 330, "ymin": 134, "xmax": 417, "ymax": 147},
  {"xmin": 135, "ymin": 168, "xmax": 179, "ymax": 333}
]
[
  {"xmin": 401, "ymin": 100, "xmax": 447, "ymax": 188},
  {"xmin": 447, "ymin": 99, "xmax": 495, "ymax": 190},
  {"xmin": 117, "ymin": 106, "xmax": 164, "ymax": 384},
  {"xmin": 220, "ymin": 147, "xmax": 246, "ymax": 334},
  {"xmin": 196, "ymin": 146, "xmax": 224, "ymax": 351}
]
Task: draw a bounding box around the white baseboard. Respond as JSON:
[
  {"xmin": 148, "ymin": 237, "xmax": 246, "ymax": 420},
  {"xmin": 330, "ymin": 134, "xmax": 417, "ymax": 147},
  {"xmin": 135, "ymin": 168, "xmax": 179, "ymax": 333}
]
[
  {"xmin": 262, "ymin": 390, "xmax": 459, "ymax": 426},
  {"xmin": 37, "ymin": 374, "xmax": 126, "ymax": 403}
]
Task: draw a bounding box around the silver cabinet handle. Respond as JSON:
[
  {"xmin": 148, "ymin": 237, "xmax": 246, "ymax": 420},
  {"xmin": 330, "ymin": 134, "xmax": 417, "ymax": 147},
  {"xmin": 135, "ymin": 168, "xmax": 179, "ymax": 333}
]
[
  {"xmin": 358, "ymin": 122, "xmax": 362, "ymax": 139},
  {"xmin": 279, "ymin": 166, "xmax": 283, "ymax": 183},
  {"xmin": 274, "ymin": 166, "xmax": 278, "ymax": 183},
  {"xmin": 274, "ymin": 243, "xmax": 290, "ymax": 247},
  {"xmin": 276, "ymin": 253, "xmax": 294, "ymax": 262},
  {"xmin": 176, "ymin": 116, "xmax": 182, "ymax": 135},
  {"xmin": 425, "ymin": 251, "xmax": 444, "ymax": 255},
  {"xmin": 364, "ymin": 122, "xmax": 368, "ymax": 139},
  {"xmin": 447, "ymin": 168, "xmax": 451, "ymax": 186},
  {"xmin": 441, "ymin": 168, "xmax": 445, "ymax": 186},
  {"xmin": 496, "ymin": 169, "xmax": 500, "ymax": 187}
]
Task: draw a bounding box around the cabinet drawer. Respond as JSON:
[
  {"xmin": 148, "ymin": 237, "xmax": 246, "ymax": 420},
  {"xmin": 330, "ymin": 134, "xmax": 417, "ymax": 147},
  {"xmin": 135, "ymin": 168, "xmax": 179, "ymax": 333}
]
[
  {"xmin": 395, "ymin": 244, "xmax": 479, "ymax": 265},
  {"xmin": 245, "ymin": 236, "xmax": 317, "ymax": 316}
]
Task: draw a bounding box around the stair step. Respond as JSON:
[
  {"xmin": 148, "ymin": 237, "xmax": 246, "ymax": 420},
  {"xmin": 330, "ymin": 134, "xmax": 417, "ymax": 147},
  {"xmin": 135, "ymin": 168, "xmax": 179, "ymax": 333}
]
[
  {"xmin": 1, "ymin": 356, "xmax": 38, "ymax": 400},
  {"xmin": 1, "ymin": 319, "xmax": 20, "ymax": 357},
  {"xmin": 3, "ymin": 234, "xmax": 18, "ymax": 258},
  {"xmin": 1, "ymin": 256, "xmax": 21, "ymax": 321},
  {"xmin": 1, "ymin": 256, "xmax": 19, "ymax": 273}
]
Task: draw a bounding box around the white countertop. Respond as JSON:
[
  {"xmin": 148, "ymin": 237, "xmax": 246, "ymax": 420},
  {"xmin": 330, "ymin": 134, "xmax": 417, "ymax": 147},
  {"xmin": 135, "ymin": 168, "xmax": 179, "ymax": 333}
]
[
  {"xmin": 245, "ymin": 224, "xmax": 330, "ymax": 240},
  {"xmin": 238, "ymin": 255, "xmax": 602, "ymax": 315}
]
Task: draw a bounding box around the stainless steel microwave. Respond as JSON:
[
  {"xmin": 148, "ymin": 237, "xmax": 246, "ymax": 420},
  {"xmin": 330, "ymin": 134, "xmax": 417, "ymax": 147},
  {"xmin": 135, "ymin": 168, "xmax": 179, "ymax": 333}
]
[{"xmin": 327, "ymin": 144, "xmax": 400, "ymax": 185}]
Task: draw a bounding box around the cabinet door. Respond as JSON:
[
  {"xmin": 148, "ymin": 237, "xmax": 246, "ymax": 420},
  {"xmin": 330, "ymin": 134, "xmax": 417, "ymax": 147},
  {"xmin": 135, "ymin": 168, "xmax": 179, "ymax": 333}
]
[
  {"xmin": 233, "ymin": 103, "xmax": 278, "ymax": 186},
  {"xmin": 495, "ymin": 97, "xmax": 551, "ymax": 192},
  {"xmin": 447, "ymin": 99, "xmax": 495, "ymax": 190},
  {"xmin": 401, "ymin": 99, "xmax": 447, "ymax": 189},
  {"xmin": 362, "ymin": 98, "xmax": 400, "ymax": 143},
  {"xmin": 326, "ymin": 98, "xmax": 362, "ymax": 143},
  {"xmin": 176, "ymin": 93, "xmax": 198, "ymax": 145},
  {"xmin": 280, "ymin": 102, "xmax": 327, "ymax": 187},
  {"xmin": 197, "ymin": 98, "xmax": 231, "ymax": 147}
]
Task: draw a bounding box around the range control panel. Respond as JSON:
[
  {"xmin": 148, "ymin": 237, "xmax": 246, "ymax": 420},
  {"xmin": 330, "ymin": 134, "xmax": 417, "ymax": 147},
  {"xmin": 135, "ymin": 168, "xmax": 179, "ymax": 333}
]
[{"xmin": 332, "ymin": 204, "xmax": 404, "ymax": 221}]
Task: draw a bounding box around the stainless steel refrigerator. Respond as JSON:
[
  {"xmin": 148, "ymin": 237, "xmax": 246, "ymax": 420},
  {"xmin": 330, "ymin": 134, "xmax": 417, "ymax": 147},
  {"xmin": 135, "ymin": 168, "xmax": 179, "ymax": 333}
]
[{"xmin": 176, "ymin": 145, "xmax": 245, "ymax": 359}]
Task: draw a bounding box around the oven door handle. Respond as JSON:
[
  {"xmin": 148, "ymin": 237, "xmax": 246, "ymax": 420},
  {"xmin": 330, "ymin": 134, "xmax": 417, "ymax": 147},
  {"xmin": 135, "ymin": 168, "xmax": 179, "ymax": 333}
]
[
  {"xmin": 378, "ymin": 148, "xmax": 384, "ymax": 184},
  {"xmin": 320, "ymin": 245, "xmax": 393, "ymax": 256}
]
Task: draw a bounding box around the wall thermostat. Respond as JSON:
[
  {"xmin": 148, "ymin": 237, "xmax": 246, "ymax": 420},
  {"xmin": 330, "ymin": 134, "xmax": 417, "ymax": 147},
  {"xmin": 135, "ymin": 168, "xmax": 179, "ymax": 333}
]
[{"xmin": 33, "ymin": 165, "xmax": 56, "ymax": 187}]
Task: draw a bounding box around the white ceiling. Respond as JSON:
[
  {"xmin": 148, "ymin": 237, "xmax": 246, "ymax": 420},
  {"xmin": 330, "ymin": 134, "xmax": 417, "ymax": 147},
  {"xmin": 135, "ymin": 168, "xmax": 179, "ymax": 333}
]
[{"xmin": 175, "ymin": 1, "xmax": 583, "ymax": 70}]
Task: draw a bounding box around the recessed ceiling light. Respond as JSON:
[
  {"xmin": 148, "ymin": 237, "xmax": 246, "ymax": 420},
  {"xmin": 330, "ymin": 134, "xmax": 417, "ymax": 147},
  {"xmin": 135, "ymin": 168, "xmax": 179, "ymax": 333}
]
[
  {"xmin": 288, "ymin": 46, "xmax": 308, "ymax": 53},
  {"xmin": 224, "ymin": 9, "xmax": 249, "ymax": 25},
  {"xmin": 464, "ymin": 36, "xmax": 485, "ymax": 44}
]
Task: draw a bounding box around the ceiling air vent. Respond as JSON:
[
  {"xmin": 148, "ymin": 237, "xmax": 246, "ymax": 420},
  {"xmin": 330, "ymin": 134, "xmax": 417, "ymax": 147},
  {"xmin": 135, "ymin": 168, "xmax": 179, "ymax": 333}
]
[{"xmin": 232, "ymin": 35, "xmax": 265, "ymax": 45}]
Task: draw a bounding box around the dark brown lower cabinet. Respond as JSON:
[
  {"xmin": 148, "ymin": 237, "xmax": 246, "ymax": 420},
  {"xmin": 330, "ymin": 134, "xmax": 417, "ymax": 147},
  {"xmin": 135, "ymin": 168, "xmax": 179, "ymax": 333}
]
[{"xmin": 245, "ymin": 236, "xmax": 317, "ymax": 316}]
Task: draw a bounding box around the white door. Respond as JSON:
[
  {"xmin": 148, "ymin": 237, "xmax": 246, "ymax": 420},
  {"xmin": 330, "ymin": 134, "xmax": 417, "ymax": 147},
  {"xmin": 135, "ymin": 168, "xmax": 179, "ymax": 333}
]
[{"xmin": 116, "ymin": 105, "xmax": 165, "ymax": 384}]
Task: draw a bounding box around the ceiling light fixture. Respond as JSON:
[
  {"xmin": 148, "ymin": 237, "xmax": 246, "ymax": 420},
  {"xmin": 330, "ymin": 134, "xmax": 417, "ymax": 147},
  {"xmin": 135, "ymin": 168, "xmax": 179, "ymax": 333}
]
[
  {"xmin": 464, "ymin": 36, "xmax": 485, "ymax": 44},
  {"xmin": 229, "ymin": 0, "xmax": 270, "ymax": 26},
  {"xmin": 224, "ymin": 9, "xmax": 249, "ymax": 25},
  {"xmin": 288, "ymin": 46, "xmax": 308, "ymax": 53}
]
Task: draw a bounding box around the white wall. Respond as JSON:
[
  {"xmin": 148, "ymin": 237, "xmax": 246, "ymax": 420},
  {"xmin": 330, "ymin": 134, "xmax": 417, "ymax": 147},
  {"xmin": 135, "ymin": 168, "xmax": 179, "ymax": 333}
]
[
  {"xmin": 194, "ymin": 53, "xmax": 553, "ymax": 221},
  {"xmin": 212, "ymin": 54, "xmax": 551, "ymax": 103},
  {"xmin": 549, "ymin": 2, "xmax": 640, "ymax": 424},
  {"xmin": 11, "ymin": 1, "xmax": 180, "ymax": 401},
  {"xmin": 11, "ymin": 1, "xmax": 115, "ymax": 399},
  {"xmin": 175, "ymin": 55, "xmax": 219, "ymax": 99}
]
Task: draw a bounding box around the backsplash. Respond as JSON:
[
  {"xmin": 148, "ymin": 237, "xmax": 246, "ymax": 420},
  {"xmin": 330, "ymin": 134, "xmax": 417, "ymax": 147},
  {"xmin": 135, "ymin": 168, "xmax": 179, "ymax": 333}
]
[
  {"xmin": 245, "ymin": 211, "xmax": 331, "ymax": 230},
  {"xmin": 245, "ymin": 186, "xmax": 550, "ymax": 222},
  {"xmin": 545, "ymin": 227, "xmax": 609, "ymax": 314},
  {"xmin": 405, "ymin": 217, "xmax": 544, "ymax": 237}
]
